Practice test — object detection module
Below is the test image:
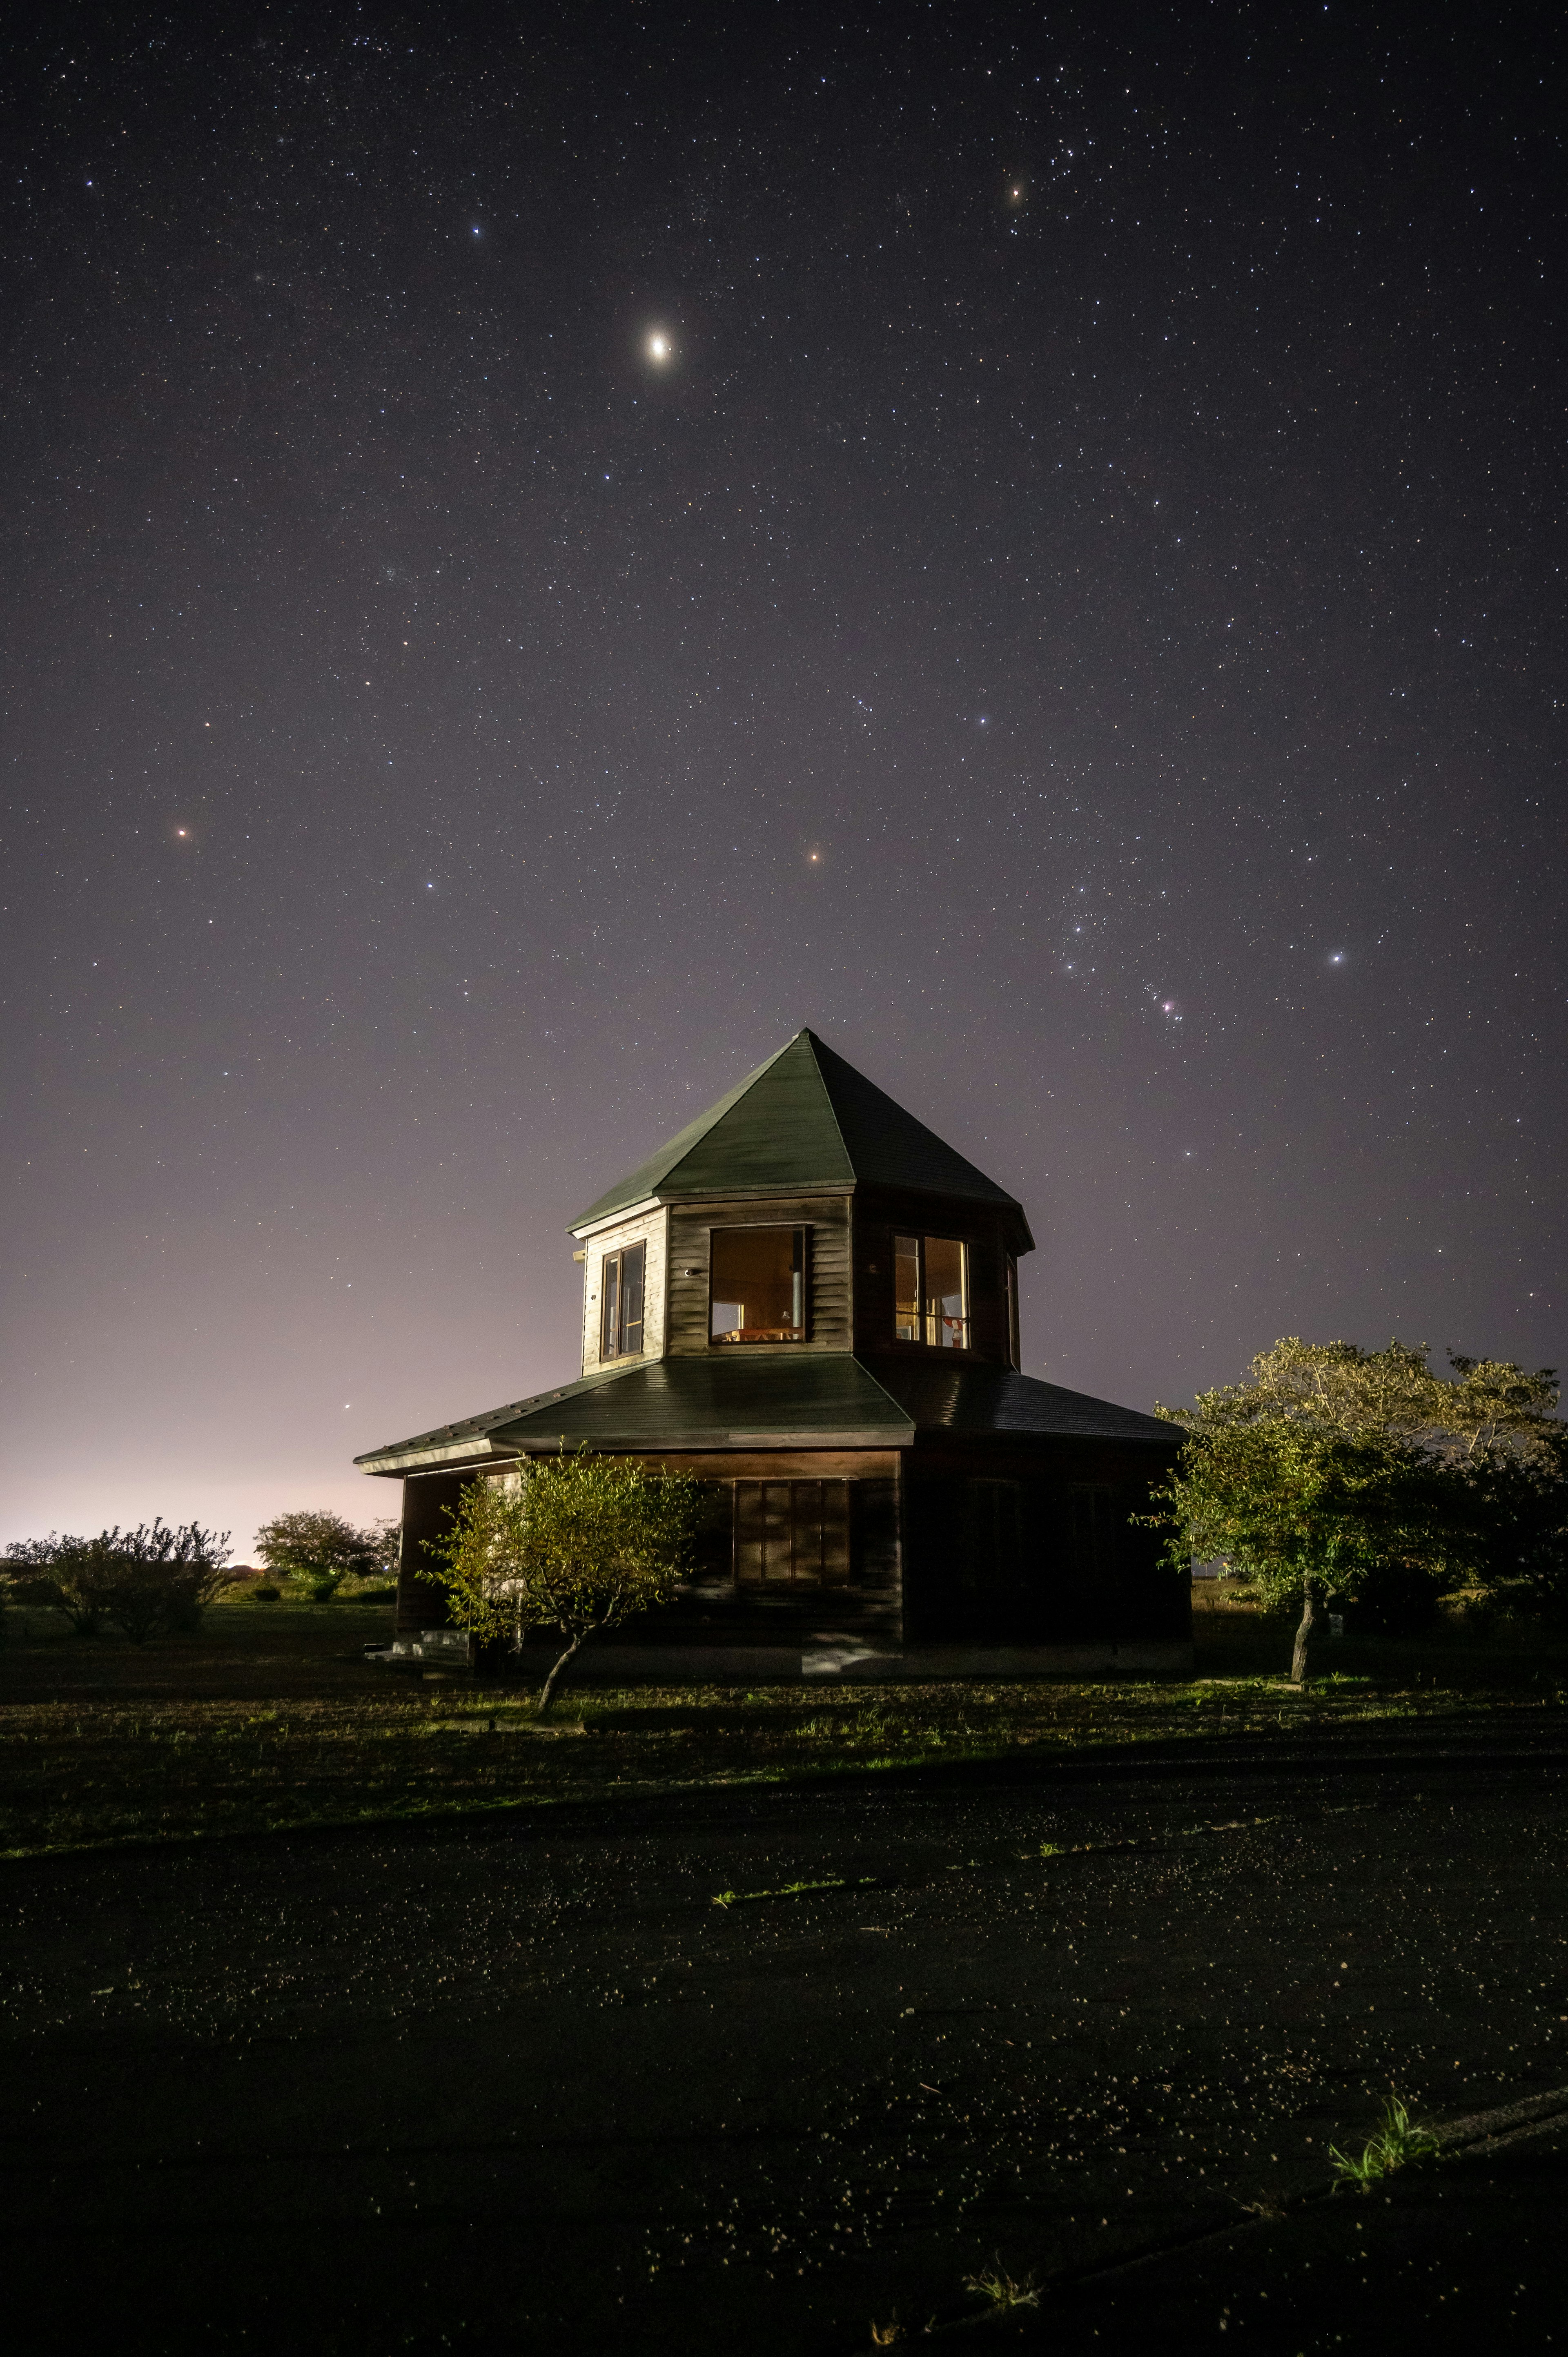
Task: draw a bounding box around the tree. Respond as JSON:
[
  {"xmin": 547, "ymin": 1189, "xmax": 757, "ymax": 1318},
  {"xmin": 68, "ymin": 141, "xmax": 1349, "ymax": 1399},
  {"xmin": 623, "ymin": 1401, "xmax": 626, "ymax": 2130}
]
[
  {"xmin": 1460, "ymin": 1429, "xmax": 1568, "ymax": 1623},
  {"xmin": 1149, "ymin": 1419, "xmax": 1461, "ymax": 1680},
  {"xmin": 1148, "ymin": 1338, "xmax": 1562, "ymax": 1679},
  {"xmin": 254, "ymin": 1510, "xmax": 394, "ymax": 1601},
  {"xmin": 427, "ymin": 1449, "xmax": 702, "ymax": 1714}
]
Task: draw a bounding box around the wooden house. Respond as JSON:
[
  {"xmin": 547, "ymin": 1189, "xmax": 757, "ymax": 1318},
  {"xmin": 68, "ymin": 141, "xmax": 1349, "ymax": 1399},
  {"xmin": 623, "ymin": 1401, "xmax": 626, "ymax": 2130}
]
[{"xmin": 356, "ymin": 1030, "xmax": 1190, "ymax": 1676}]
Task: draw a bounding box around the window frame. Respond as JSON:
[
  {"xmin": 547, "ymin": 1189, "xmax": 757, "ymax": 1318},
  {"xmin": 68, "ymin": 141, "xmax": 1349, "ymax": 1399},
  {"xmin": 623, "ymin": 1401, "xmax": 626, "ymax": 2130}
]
[
  {"xmin": 599, "ymin": 1238, "xmax": 646, "ymax": 1361},
  {"xmin": 706, "ymin": 1222, "xmax": 809, "ymax": 1347},
  {"xmin": 893, "ymin": 1231, "xmax": 972, "ymax": 1352}
]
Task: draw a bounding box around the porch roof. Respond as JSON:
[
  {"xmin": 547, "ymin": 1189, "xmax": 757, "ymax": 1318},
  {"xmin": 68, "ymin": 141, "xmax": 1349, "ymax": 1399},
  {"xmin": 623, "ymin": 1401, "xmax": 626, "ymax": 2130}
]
[{"xmin": 354, "ymin": 1353, "xmax": 1173, "ymax": 1475}]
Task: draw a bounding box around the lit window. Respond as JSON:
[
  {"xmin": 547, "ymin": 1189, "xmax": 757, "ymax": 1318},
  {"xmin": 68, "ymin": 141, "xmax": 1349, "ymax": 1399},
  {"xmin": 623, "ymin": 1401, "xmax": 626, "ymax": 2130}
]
[
  {"xmin": 599, "ymin": 1240, "xmax": 645, "ymax": 1359},
  {"xmin": 710, "ymin": 1226, "xmax": 806, "ymax": 1344},
  {"xmin": 894, "ymin": 1233, "xmax": 969, "ymax": 1349}
]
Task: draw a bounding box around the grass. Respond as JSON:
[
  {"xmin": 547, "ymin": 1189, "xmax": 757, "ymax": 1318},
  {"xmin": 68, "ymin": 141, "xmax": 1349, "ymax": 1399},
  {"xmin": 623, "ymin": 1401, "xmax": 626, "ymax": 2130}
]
[
  {"xmin": 1329, "ymin": 2096, "xmax": 1443, "ymax": 2190},
  {"xmin": 962, "ymin": 2259, "xmax": 1041, "ymax": 2311},
  {"xmin": 0, "ymin": 1586, "xmax": 1564, "ymax": 1860}
]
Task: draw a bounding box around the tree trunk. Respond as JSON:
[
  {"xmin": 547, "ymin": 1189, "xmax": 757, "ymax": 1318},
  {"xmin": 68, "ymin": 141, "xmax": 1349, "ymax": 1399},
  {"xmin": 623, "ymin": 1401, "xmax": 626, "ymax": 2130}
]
[
  {"xmin": 535, "ymin": 1627, "xmax": 590, "ymax": 1717},
  {"xmin": 1290, "ymin": 1576, "xmax": 1319, "ymax": 1685}
]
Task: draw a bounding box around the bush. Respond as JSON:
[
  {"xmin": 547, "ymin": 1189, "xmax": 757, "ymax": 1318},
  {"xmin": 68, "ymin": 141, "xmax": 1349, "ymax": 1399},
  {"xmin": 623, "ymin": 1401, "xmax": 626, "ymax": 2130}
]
[
  {"xmin": 3, "ymin": 1523, "xmax": 231, "ymax": 1641},
  {"xmin": 252, "ymin": 1585, "xmax": 281, "ymax": 1602}
]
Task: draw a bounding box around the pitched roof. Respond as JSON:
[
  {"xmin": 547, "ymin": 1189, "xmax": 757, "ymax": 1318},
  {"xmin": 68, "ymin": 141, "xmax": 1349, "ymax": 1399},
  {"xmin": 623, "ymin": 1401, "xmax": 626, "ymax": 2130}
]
[
  {"xmin": 572, "ymin": 1028, "xmax": 1030, "ymax": 1238},
  {"xmin": 354, "ymin": 1354, "xmax": 1174, "ymax": 1474}
]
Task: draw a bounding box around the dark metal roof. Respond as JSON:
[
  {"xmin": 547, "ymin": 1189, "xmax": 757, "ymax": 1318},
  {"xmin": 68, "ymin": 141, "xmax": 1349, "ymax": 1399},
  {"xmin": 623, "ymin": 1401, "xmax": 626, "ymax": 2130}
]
[
  {"xmin": 356, "ymin": 1352, "xmax": 1174, "ymax": 1474},
  {"xmin": 572, "ymin": 1029, "xmax": 1029, "ymax": 1238},
  {"xmin": 866, "ymin": 1357, "xmax": 1177, "ymax": 1444}
]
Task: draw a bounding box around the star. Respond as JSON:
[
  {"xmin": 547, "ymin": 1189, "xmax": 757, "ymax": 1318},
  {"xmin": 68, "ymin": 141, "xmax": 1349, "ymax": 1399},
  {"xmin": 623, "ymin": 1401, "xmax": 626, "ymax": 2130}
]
[{"xmin": 647, "ymin": 332, "xmax": 672, "ymax": 363}]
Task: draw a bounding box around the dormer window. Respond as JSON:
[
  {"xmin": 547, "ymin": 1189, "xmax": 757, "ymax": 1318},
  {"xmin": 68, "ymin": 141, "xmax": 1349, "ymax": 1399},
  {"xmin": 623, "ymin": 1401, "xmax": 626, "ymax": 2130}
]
[
  {"xmin": 895, "ymin": 1234, "xmax": 970, "ymax": 1350},
  {"xmin": 600, "ymin": 1240, "xmax": 645, "ymax": 1359},
  {"xmin": 710, "ymin": 1225, "xmax": 806, "ymax": 1344}
]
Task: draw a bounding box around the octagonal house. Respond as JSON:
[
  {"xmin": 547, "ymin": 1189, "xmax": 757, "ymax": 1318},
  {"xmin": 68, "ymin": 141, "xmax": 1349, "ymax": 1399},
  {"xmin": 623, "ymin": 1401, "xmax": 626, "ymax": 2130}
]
[{"xmin": 356, "ymin": 1030, "xmax": 1191, "ymax": 1678}]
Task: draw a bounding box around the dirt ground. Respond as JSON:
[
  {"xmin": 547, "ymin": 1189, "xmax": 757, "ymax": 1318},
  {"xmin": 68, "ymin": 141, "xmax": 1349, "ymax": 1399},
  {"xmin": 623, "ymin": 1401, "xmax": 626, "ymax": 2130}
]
[{"xmin": 2, "ymin": 1717, "xmax": 1565, "ymax": 2353}]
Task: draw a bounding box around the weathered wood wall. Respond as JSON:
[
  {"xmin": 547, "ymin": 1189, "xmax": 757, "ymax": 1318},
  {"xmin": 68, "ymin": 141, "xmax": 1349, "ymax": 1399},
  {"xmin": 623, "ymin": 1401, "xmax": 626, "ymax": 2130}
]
[
  {"xmin": 850, "ymin": 1188, "xmax": 1016, "ymax": 1364},
  {"xmin": 665, "ymin": 1192, "xmax": 854, "ymax": 1354},
  {"xmin": 579, "ymin": 1205, "xmax": 668, "ymax": 1375}
]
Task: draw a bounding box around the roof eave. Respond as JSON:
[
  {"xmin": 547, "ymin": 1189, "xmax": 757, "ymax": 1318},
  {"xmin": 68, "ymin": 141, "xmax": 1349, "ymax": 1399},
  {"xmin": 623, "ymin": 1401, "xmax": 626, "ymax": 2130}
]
[
  {"xmin": 354, "ymin": 1434, "xmax": 522, "ymax": 1478},
  {"xmin": 569, "ymin": 1195, "xmax": 662, "ymax": 1240},
  {"xmin": 494, "ymin": 1423, "xmax": 913, "ymax": 1451}
]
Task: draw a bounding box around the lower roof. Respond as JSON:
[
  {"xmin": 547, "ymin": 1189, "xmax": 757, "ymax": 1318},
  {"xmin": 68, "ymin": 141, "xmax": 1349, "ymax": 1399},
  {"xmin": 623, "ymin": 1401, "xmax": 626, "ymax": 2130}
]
[{"xmin": 354, "ymin": 1354, "xmax": 1175, "ymax": 1476}]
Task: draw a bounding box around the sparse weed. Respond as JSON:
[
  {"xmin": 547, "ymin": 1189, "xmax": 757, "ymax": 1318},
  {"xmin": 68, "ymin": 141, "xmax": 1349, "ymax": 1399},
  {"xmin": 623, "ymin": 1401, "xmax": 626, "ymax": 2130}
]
[
  {"xmin": 963, "ymin": 2257, "xmax": 1040, "ymax": 2311},
  {"xmin": 869, "ymin": 2317, "xmax": 905, "ymax": 2347},
  {"xmin": 712, "ymin": 1875, "xmax": 877, "ymax": 1907},
  {"xmin": 1329, "ymin": 2095, "xmax": 1440, "ymax": 2190}
]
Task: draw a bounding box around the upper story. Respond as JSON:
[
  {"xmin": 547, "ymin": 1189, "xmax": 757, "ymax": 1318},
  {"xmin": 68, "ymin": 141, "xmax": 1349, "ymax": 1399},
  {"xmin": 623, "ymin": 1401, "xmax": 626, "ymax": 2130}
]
[{"xmin": 570, "ymin": 1030, "xmax": 1034, "ymax": 1378}]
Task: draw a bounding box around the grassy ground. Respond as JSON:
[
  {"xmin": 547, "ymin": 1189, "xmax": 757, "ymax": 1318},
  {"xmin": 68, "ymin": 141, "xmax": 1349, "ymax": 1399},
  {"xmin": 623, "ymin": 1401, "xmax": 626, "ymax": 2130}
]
[{"xmin": 1, "ymin": 1583, "xmax": 1564, "ymax": 1860}]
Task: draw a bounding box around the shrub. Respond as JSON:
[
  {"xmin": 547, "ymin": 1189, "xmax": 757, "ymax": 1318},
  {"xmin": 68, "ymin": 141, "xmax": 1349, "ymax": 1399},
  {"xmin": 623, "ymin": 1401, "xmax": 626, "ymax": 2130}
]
[
  {"xmin": 4, "ymin": 1523, "xmax": 231, "ymax": 1641},
  {"xmin": 252, "ymin": 1585, "xmax": 281, "ymax": 1602}
]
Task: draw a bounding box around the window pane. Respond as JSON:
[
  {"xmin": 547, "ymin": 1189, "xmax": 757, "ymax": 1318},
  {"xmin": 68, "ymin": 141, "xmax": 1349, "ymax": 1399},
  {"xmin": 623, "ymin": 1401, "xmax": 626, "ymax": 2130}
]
[
  {"xmin": 620, "ymin": 1241, "xmax": 644, "ymax": 1354},
  {"xmin": 924, "ymin": 1236, "xmax": 968, "ymax": 1349},
  {"xmin": 894, "ymin": 1234, "xmax": 920, "ymax": 1342},
  {"xmin": 709, "ymin": 1227, "xmax": 805, "ymax": 1343},
  {"xmin": 731, "ymin": 1479, "xmax": 851, "ymax": 1587},
  {"xmin": 600, "ymin": 1253, "xmax": 620, "ymax": 1358}
]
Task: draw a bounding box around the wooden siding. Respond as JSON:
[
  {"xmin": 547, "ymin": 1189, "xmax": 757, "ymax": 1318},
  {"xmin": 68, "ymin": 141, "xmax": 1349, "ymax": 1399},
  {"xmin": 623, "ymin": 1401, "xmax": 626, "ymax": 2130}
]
[
  {"xmin": 579, "ymin": 1206, "xmax": 668, "ymax": 1376},
  {"xmin": 850, "ymin": 1189, "xmax": 1015, "ymax": 1364},
  {"xmin": 599, "ymin": 1449, "xmax": 900, "ymax": 1480},
  {"xmin": 666, "ymin": 1193, "xmax": 853, "ymax": 1354}
]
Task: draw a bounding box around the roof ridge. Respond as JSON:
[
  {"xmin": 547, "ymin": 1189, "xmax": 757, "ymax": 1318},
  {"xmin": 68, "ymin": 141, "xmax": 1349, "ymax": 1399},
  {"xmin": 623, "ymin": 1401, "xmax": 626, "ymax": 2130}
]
[
  {"xmin": 848, "ymin": 1349, "xmax": 917, "ymax": 1424},
  {"xmin": 797, "ymin": 1026, "xmax": 858, "ymax": 1188}
]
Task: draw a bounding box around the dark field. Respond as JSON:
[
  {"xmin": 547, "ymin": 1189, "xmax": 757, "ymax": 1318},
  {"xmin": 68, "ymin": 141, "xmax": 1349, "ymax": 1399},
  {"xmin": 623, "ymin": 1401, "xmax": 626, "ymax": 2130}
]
[
  {"xmin": 2, "ymin": 1588, "xmax": 1566, "ymax": 1858},
  {"xmin": 2, "ymin": 1599, "xmax": 1566, "ymax": 2352}
]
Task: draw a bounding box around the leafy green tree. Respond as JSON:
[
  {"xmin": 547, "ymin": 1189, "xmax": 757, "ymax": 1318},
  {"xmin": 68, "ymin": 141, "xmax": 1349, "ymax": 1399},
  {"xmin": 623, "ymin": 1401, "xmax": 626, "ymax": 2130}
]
[
  {"xmin": 1149, "ymin": 1338, "xmax": 1563, "ymax": 1677},
  {"xmin": 1150, "ymin": 1420, "xmax": 1460, "ymax": 1679},
  {"xmin": 1460, "ymin": 1429, "xmax": 1568, "ymax": 1623},
  {"xmin": 428, "ymin": 1449, "xmax": 702, "ymax": 1713},
  {"xmin": 254, "ymin": 1510, "xmax": 393, "ymax": 1601}
]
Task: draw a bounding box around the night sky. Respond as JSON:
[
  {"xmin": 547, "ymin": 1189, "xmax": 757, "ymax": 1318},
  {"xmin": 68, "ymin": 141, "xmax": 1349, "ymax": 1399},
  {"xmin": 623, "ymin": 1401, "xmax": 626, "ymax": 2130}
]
[{"xmin": 3, "ymin": 3, "xmax": 1563, "ymax": 1549}]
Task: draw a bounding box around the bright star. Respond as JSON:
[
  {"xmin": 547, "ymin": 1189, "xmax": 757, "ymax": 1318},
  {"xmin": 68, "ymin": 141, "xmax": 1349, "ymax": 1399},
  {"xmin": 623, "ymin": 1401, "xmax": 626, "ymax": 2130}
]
[{"xmin": 647, "ymin": 332, "xmax": 671, "ymax": 362}]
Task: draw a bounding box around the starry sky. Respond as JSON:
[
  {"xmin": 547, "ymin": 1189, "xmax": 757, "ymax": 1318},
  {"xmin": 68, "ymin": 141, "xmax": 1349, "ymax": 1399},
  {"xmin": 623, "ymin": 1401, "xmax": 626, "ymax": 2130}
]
[{"xmin": 2, "ymin": 2, "xmax": 1563, "ymax": 1548}]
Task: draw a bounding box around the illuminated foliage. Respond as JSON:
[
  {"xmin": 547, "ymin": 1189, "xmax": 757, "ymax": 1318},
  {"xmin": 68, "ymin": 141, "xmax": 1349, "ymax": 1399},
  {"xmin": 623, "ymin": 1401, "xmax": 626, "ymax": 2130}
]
[
  {"xmin": 1149, "ymin": 1338, "xmax": 1566, "ymax": 1676},
  {"xmin": 429, "ymin": 1448, "xmax": 702, "ymax": 1712}
]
